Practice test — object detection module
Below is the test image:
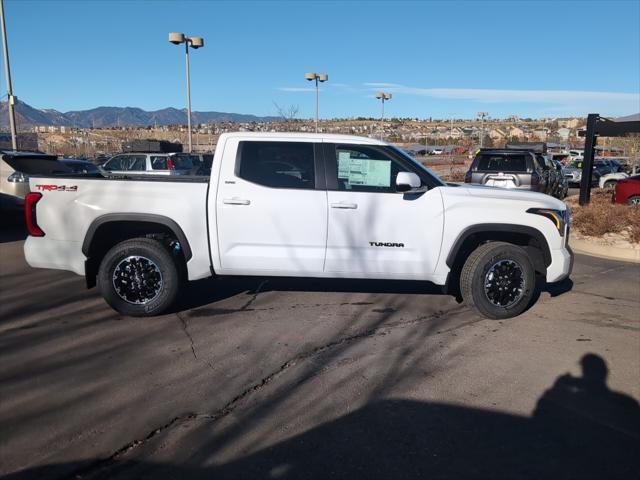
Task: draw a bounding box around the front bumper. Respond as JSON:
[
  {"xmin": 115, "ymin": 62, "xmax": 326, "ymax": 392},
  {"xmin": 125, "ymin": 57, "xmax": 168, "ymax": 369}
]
[{"xmin": 546, "ymin": 245, "xmax": 573, "ymax": 283}]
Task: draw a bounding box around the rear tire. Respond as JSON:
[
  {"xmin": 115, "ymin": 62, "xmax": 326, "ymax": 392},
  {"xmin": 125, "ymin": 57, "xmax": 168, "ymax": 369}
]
[
  {"xmin": 98, "ymin": 238, "xmax": 180, "ymax": 317},
  {"xmin": 460, "ymin": 241, "xmax": 536, "ymax": 320}
]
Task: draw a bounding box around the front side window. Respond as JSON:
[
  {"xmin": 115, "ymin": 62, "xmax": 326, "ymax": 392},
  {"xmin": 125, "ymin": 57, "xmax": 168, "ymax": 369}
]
[
  {"xmin": 334, "ymin": 144, "xmax": 404, "ymax": 193},
  {"xmin": 103, "ymin": 155, "xmax": 124, "ymax": 171},
  {"xmin": 238, "ymin": 141, "xmax": 315, "ymax": 189}
]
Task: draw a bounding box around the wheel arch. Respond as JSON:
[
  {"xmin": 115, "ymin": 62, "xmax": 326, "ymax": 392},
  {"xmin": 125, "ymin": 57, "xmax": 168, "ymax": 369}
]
[
  {"xmin": 445, "ymin": 224, "xmax": 552, "ymax": 288},
  {"xmin": 82, "ymin": 213, "xmax": 192, "ymax": 288}
]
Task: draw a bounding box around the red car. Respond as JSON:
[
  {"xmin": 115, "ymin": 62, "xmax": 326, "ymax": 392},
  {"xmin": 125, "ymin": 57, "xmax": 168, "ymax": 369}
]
[{"xmin": 613, "ymin": 174, "xmax": 640, "ymax": 205}]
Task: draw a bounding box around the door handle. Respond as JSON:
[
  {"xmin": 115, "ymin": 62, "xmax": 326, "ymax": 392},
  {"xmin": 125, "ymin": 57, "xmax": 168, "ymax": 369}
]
[
  {"xmin": 330, "ymin": 202, "xmax": 358, "ymax": 209},
  {"xmin": 223, "ymin": 198, "xmax": 251, "ymax": 205}
]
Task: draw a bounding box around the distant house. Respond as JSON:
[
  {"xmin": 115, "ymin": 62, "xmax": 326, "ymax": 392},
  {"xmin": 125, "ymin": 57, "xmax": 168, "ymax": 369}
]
[
  {"xmin": 508, "ymin": 127, "xmax": 525, "ymax": 139},
  {"xmin": 559, "ymin": 118, "xmax": 580, "ymax": 129},
  {"xmin": 555, "ymin": 127, "xmax": 572, "ymax": 140},
  {"xmin": 489, "ymin": 128, "xmax": 507, "ymax": 141},
  {"xmin": 532, "ymin": 128, "xmax": 549, "ymax": 140}
]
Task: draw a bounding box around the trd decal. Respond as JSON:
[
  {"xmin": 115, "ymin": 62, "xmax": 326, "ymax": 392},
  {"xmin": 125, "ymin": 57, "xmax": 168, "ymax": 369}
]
[
  {"xmin": 35, "ymin": 185, "xmax": 78, "ymax": 192},
  {"xmin": 369, "ymin": 242, "xmax": 405, "ymax": 247}
]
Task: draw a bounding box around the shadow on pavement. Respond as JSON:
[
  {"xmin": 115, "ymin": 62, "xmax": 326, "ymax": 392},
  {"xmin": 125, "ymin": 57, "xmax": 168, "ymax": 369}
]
[
  {"xmin": 6, "ymin": 354, "xmax": 639, "ymax": 480},
  {"xmin": 174, "ymin": 276, "xmax": 454, "ymax": 315}
]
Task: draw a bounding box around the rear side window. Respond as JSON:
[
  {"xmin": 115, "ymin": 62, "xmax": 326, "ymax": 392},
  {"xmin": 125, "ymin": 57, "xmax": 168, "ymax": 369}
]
[
  {"xmin": 151, "ymin": 155, "xmax": 194, "ymax": 170},
  {"xmin": 238, "ymin": 141, "xmax": 315, "ymax": 189},
  {"xmin": 476, "ymin": 154, "xmax": 528, "ymax": 172}
]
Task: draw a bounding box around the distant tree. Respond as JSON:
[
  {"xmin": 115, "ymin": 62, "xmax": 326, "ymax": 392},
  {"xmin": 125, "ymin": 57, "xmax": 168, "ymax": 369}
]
[
  {"xmin": 273, "ymin": 102, "xmax": 299, "ymax": 122},
  {"xmin": 612, "ymin": 133, "xmax": 640, "ymax": 174}
]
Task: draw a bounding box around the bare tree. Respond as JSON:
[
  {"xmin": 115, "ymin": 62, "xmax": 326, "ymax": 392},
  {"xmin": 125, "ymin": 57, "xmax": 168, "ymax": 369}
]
[
  {"xmin": 273, "ymin": 102, "xmax": 299, "ymax": 122},
  {"xmin": 611, "ymin": 133, "xmax": 640, "ymax": 174}
]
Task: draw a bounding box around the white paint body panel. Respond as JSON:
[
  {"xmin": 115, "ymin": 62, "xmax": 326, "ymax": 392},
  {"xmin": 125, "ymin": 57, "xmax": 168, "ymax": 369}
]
[{"xmin": 24, "ymin": 132, "xmax": 572, "ymax": 287}]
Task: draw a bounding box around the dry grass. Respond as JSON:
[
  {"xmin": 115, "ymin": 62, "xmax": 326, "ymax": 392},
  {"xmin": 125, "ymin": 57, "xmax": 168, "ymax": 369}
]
[
  {"xmin": 566, "ymin": 190, "xmax": 640, "ymax": 243},
  {"xmin": 440, "ymin": 170, "xmax": 466, "ymax": 182}
]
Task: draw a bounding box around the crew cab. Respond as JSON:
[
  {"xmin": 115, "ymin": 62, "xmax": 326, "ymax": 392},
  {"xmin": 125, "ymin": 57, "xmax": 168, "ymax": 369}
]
[{"xmin": 17, "ymin": 133, "xmax": 573, "ymax": 320}]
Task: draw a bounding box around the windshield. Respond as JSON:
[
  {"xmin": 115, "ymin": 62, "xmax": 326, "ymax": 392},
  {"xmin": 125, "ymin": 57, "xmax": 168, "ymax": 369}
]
[{"xmin": 388, "ymin": 145, "xmax": 446, "ymax": 187}]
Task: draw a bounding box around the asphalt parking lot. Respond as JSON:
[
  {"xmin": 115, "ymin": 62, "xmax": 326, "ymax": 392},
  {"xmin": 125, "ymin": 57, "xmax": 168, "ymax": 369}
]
[{"xmin": 1, "ymin": 223, "xmax": 639, "ymax": 479}]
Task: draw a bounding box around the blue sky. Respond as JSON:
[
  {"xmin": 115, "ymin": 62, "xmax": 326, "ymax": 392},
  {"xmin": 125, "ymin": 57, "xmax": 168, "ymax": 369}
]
[{"xmin": 2, "ymin": 0, "xmax": 639, "ymax": 119}]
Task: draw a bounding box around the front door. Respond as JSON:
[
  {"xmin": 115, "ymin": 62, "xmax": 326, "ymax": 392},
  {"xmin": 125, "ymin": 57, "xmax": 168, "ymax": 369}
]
[
  {"xmin": 324, "ymin": 143, "xmax": 444, "ymax": 279},
  {"xmin": 215, "ymin": 138, "xmax": 327, "ymax": 275}
]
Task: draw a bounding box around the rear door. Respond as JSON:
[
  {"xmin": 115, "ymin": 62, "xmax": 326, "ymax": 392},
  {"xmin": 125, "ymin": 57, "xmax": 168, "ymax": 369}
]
[
  {"xmin": 215, "ymin": 138, "xmax": 327, "ymax": 275},
  {"xmin": 323, "ymin": 143, "xmax": 444, "ymax": 278}
]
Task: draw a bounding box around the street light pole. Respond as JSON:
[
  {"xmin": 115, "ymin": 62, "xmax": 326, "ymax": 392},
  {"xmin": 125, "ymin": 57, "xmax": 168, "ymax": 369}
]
[
  {"xmin": 305, "ymin": 72, "xmax": 328, "ymax": 133},
  {"xmin": 477, "ymin": 111, "xmax": 488, "ymax": 148},
  {"xmin": 374, "ymin": 92, "xmax": 392, "ymax": 140},
  {"xmin": 184, "ymin": 40, "xmax": 192, "ymax": 153},
  {"xmin": 1, "ymin": 0, "xmax": 17, "ymax": 150},
  {"xmin": 169, "ymin": 32, "xmax": 204, "ymax": 153}
]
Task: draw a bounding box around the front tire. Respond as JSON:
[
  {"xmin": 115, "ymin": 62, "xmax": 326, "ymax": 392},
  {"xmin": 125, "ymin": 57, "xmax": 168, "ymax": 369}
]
[
  {"xmin": 626, "ymin": 195, "xmax": 640, "ymax": 206},
  {"xmin": 98, "ymin": 238, "xmax": 180, "ymax": 317},
  {"xmin": 460, "ymin": 242, "xmax": 536, "ymax": 319}
]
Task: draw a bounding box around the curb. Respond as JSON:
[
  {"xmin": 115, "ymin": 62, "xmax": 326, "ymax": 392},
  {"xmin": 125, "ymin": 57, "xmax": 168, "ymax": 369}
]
[{"xmin": 569, "ymin": 237, "xmax": 640, "ymax": 264}]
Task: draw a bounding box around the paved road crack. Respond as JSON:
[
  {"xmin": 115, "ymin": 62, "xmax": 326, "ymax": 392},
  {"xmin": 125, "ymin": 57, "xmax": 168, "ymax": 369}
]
[
  {"xmin": 176, "ymin": 312, "xmax": 216, "ymax": 372},
  {"xmin": 63, "ymin": 304, "xmax": 471, "ymax": 479}
]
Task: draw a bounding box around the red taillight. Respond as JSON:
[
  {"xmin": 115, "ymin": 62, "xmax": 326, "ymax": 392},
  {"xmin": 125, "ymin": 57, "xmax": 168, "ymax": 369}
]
[
  {"xmin": 25, "ymin": 192, "xmax": 45, "ymax": 237},
  {"xmin": 166, "ymin": 158, "xmax": 175, "ymax": 170}
]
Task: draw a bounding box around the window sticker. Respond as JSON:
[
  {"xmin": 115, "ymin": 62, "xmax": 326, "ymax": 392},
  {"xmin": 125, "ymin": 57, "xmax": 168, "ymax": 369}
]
[
  {"xmin": 338, "ymin": 151, "xmax": 351, "ymax": 179},
  {"xmin": 341, "ymin": 158, "xmax": 391, "ymax": 187}
]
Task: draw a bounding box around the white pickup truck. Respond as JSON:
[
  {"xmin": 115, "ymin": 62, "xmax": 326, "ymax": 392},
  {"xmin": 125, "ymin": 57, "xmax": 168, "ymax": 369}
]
[{"xmin": 17, "ymin": 133, "xmax": 572, "ymax": 319}]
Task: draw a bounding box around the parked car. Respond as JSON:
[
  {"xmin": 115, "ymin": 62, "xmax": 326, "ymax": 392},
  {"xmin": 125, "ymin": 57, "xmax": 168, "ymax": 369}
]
[
  {"xmin": 430, "ymin": 148, "xmax": 444, "ymax": 155},
  {"xmin": 552, "ymin": 160, "xmax": 569, "ymax": 199},
  {"xmin": 0, "ymin": 151, "xmax": 70, "ymax": 215},
  {"xmin": 101, "ymin": 152, "xmax": 196, "ymax": 176},
  {"xmin": 60, "ymin": 158, "xmax": 101, "ymax": 174},
  {"xmin": 11, "ymin": 132, "xmax": 572, "ymax": 320},
  {"xmin": 564, "ymin": 159, "xmax": 614, "ymax": 187},
  {"xmin": 464, "ymin": 148, "xmax": 550, "ymax": 194},
  {"xmin": 613, "ymin": 174, "xmax": 640, "ymax": 206},
  {"xmin": 599, "ymin": 172, "xmax": 629, "ymax": 189},
  {"xmin": 569, "ymin": 150, "xmax": 583, "ymax": 161},
  {"xmin": 595, "ymin": 158, "xmax": 621, "ymax": 173}
]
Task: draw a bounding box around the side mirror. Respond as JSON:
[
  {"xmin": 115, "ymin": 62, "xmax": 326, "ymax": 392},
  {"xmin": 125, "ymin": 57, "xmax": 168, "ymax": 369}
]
[{"xmin": 396, "ymin": 172, "xmax": 421, "ymax": 192}]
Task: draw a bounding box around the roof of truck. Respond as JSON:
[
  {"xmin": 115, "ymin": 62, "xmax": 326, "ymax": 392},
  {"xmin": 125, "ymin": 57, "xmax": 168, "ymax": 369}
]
[{"xmin": 218, "ymin": 132, "xmax": 387, "ymax": 145}]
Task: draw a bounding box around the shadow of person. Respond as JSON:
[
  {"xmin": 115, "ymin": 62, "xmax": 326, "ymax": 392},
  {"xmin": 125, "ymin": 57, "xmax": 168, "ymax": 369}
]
[{"xmin": 532, "ymin": 353, "xmax": 640, "ymax": 476}]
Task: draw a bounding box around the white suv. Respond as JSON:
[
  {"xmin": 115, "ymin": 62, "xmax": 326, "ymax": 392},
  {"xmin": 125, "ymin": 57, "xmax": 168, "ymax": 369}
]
[{"xmin": 101, "ymin": 153, "xmax": 197, "ymax": 176}]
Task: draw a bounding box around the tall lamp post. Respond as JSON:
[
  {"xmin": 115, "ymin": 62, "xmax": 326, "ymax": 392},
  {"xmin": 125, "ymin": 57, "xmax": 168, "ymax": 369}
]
[
  {"xmin": 305, "ymin": 72, "xmax": 328, "ymax": 133},
  {"xmin": 477, "ymin": 111, "xmax": 488, "ymax": 148},
  {"xmin": 1, "ymin": 0, "xmax": 17, "ymax": 150},
  {"xmin": 169, "ymin": 32, "xmax": 204, "ymax": 153},
  {"xmin": 374, "ymin": 92, "xmax": 392, "ymax": 140}
]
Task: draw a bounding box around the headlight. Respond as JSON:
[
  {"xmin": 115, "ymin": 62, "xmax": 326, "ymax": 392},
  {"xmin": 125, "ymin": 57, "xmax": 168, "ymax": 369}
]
[
  {"xmin": 527, "ymin": 208, "xmax": 568, "ymax": 236},
  {"xmin": 7, "ymin": 171, "xmax": 29, "ymax": 183}
]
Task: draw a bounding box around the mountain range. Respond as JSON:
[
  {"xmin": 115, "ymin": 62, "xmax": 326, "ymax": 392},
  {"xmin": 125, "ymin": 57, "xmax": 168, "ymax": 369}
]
[{"xmin": 0, "ymin": 100, "xmax": 279, "ymax": 128}]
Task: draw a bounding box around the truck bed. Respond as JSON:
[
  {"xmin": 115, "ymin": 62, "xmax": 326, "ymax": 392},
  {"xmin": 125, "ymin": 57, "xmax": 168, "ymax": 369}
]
[{"xmin": 25, "ymin": 175, "xmax": 211, "ymax": 281}]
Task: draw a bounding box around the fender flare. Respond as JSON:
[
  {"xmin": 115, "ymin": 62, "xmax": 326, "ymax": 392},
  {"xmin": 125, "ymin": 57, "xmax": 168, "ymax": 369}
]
[
  {"xmin": 82, "ymin": 213, "xmax": 193, "ymax": 261},
  {"xmin": 446, "ymin": 223, "xmax": 551, "ymax": 269}
]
